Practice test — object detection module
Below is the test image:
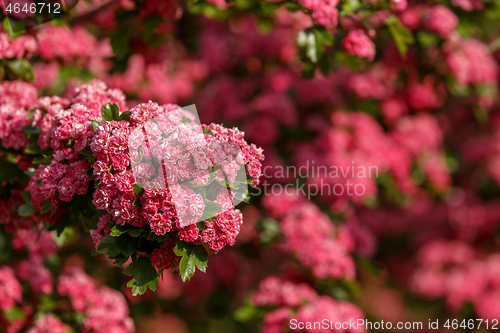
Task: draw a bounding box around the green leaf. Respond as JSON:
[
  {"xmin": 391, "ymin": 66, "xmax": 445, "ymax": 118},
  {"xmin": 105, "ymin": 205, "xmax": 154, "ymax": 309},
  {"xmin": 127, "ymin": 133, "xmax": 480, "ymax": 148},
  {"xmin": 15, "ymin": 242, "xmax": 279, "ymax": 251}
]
[
  {"xmin": 196, "ymin": 221, "xmax": 206, "ymax": 231},
  {"xmin": 202, "ymin": 127, "xmax": 214, "ymax": 135},
  {"xmin": 102, "ymin": 103, "xmax": 120, "ymax": 121},
  {"xmin": 132, "ymin": 197, "xmax": 142, "ymax": 208},
  {"xmin": 111, "ymin": 225, "xmax": 144, "ymax": 238},
  {"xmin": 21, "ymin": 191, "xmax": 31, "ymax": 203},
  {"xmin": 416, "ymin": 31, "xmax": 439, "ymax": 48},
  {"xmin": 234, "ymin": 303, "xmax": 259, "ymax": 322},
  {"xmin": 91, "ymin": 120, "xmax": 103, "ymax": 132},
  {"xmin": 259, "ymin": 218, "xmax": 281, "ymax": 243},
  {"xmin": 6, "ymin": 59, "xmax": 34, "ymax": 81},
  {"xmin": 113, "ymin": 254, "xmax": 129, "ymax": 267},
  {"xmin": 40, "ymin": 201, "xmax": 54, "ymax": 214},
  {"xmin": 148, "ymin": 276, "xmax": 159, "ymax": 292},
  {"xmin": 119, "ymin": 111, "xmax": 131, "ymax": 121},
  {"xmin": 79, "ymin": 148, "xmax": 95, "ymax": 163},
  {"xmin": 302, "ymin": 62, "xmax": 316, "ymax": 78},
  {"xmin": 116, "ymin": 234, "xmax": 137, "ymax": 257},
  {"xmin": 25, "ymin": 143, "xmax": 42, "ymax": 155},
  {"xmin": 127, "ymin": 278, "xmax": 148, "ymax": 296},
  {"xmin": 340, "ymin": 0, "xmax": 361, "ymax": 16},
  {"xmin": 22, "ymin": 125, "xmax": 41, "ymax": 135},
  {"xmin": 146, "ymin": 229, "xmax": 170, "ymax": 243},
  {"xmin": 111, "ymin": 29, "xmax": 132, "ymax": 60},
  {"xmin": 386, "ymin": 15, "xmax": 415, "ymax": 59},
  {"xmin": 110, "ymin": 226, "xmax": 127, "ymax": 237},
  {"xmin": 283, "ymin": 2, "xmax": 302, "ymax": 11},
  {"xmin": 18, "ymin": 203, "xmax": 36, "ymax": 217},
  {"xmin": 3, "ymin": 306, "xmax": 26, "ymax": 321},
  {"xmin": 314, "ymin": 27, "xmax": 333, "ymax": 46},
  {"xmin": 318, "ymin": 55, "xmax": 330, "ymax": 76},
  {"xmin": 33, "ymin": 155, "xmax": 53, "ymax": 165},
  {"xmin": 133, "ymin": 184, "xmax": 144, "ymax": 196},
  {"xmin": 173, "ymin": 241, "xmax": 208, "ymax": 282},
  {"xmin": 142, "ymin": 14, "xmax": 164, "ymax": 39},
  {"xmin": 123, "ymin": 257, "xmax": 158, "ymax": 287},
  {"xmin": 97, "ymin": 235, "xmax": 121, "ymax": 257}
]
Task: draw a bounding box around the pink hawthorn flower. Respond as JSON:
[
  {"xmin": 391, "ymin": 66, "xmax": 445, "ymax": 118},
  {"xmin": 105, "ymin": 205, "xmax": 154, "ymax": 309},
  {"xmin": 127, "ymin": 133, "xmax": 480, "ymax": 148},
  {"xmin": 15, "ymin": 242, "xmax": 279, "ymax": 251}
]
[
  {"xmin": 342, "ymin": 29, "xmax": 376, "ymax": 61},
  {"xmin": 27, "ymin": 315, "xmax": 71, "ymax": 333},
  {"xmin": 424, "ymin": 5, "xmax": 458, "ymax": 38},
  {"xmin": 0, "ymin": 267, "xmax": 22, "ymax": 311}
]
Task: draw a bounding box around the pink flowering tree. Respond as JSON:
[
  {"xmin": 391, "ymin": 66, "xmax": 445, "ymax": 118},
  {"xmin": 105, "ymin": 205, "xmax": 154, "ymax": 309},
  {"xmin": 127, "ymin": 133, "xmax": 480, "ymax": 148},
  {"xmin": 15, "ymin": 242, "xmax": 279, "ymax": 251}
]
[{"xmin": 1, "ymin": 0, "xmax": 500, "ymax": 332}]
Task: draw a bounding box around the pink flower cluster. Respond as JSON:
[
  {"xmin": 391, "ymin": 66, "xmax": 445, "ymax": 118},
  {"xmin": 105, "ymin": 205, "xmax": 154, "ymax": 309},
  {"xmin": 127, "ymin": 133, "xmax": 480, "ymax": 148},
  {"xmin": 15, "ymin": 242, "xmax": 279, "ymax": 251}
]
[
  {"xmin": 263, "ymin": 193, "xmax": 356, "ymax": 280},
  {"xmin": 445, "ymin": 38, "xmax": 498, "ymax": 86},
  {"xmin": 13, "ymin": 227, "xmax": 57, "ymax": 294},
  {"xmin": 0, "ymin": 188, "xmax": 34, "ymax": 232},
  {"xmin": 0, "ymin": 32, "xmax": 37, "ymax": 59},
  {"xmin": 251, "ymin": 276, "xmax": 364, "ymax": 333},
  {"xmin": 0, "ymin": 267, "xmax": 22, "ymax": 311},
  {"xmin": 342, "ymin": 29, "xmax": 376, "ymax": 61},
  {"xmin": 28, "ymin": 80, "xmax": 126, "ymax": 216},
  {"xmin": 424, "ymin": 5, "xmax": 458, "ymax": 38},
  {"xmin": 89, "ymin": 100, "xmax": 263, "ymax": 260},
  {"xmin": 410, "ymin": 240, "xmax": 500, "ymax": 320},
  {"xmin": 299, "ymin": 0, "xmax": 339, "ymax": 28},
  {"xmin": 0, "ymin": 81, "xmax": 38, "ymax": 150},
  {"xmin": 27, "ymin": 315, "xmax": 71, "ymax": 333},
  {"xmin": 57, "ymin": 267, "xmax": 135, "ymax": 333},
  {"xmin": 36, "ymin": 24, "xmax": 97, "ymax": 62},
  {"xmin": 294, "ymin": 110, "xmax": 450, "ymax": 210}
]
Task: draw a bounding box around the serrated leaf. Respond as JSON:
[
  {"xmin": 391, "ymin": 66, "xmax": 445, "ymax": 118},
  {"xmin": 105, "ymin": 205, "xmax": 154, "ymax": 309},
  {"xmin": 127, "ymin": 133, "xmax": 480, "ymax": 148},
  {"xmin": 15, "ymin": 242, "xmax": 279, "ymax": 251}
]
[
  {"xmin": 174, "ymin": 241, "xmax": 208, "ymax": 282},
  {"xmin": 119, "ymin": 111, "xmax": 131, "ymax": 121},
  {"xmin": 116, "ymin": 235, "xmax": 137, "ymax": 257},
  {"xmin": 111, "ymin": 225, "xmax": 144, "ymax": 238},
  {"xmin": 123, "ymin": 257, "xmax": 158, "ymax": 287},
  {"xmin": 147, "ymin": 276, "xmax": 159, "ymax": 292},
  {"xmin": 386, "ymin": 15, "xmax": 415, "ymax": 59},
  {"xmin": 113, "ymin": 254, "xmax": 129, "ymax": 266},
  {"xmin": 101, "ymin": 103, "xmax": 120, "ymax": 121},
  {"xmin": 97, "ymin": 235, "xmax": 121, "ymax": 257},
  {"xmin": 127, "ymin": 278, "xmax": 148, "ymax": 296},
  {"xmin": 111, "ymin": 225, "xmax": 127, "ymax": 237}
]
